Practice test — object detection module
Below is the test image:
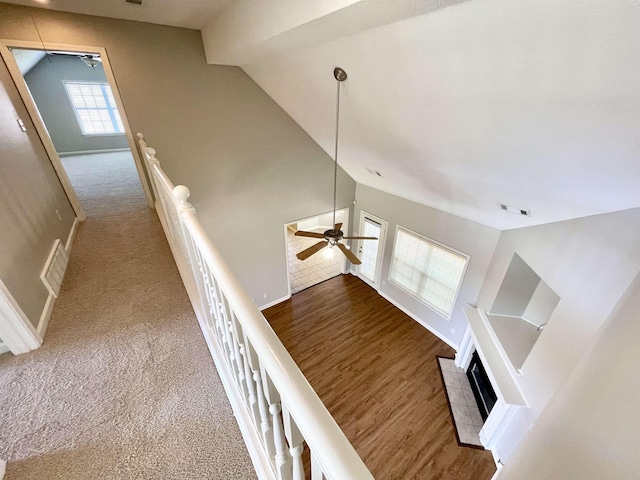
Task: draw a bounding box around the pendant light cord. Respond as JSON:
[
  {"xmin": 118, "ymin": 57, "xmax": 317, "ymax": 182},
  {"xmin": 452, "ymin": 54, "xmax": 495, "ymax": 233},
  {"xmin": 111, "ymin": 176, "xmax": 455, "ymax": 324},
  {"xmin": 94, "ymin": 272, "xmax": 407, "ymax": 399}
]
[{"xmin": 332, "ymin": 78, "xmax": 341, "ymax": 231}]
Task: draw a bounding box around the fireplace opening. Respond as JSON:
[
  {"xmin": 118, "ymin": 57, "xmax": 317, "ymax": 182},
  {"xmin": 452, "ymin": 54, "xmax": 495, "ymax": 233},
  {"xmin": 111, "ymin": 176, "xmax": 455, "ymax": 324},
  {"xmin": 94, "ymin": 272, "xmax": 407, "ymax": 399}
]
[{"xmin": 467, "ymin": 351, "xmax": 497, "ymax": 421}]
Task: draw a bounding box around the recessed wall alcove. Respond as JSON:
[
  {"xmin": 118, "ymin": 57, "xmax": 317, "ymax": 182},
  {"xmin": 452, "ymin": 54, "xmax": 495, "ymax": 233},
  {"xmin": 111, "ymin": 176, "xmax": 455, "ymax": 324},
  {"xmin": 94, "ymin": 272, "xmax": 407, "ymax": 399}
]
[{"xmin": 487, "ymin": 253, "xmax": 560, "ymax": 371}]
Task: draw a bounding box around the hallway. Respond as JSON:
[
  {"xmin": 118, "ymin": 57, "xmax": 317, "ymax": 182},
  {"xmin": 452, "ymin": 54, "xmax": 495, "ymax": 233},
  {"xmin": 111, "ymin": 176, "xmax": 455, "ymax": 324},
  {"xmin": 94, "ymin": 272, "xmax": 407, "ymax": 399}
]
[{"xmin": 0, "ymin": 152, "xmax": 254, "ymax": 479}]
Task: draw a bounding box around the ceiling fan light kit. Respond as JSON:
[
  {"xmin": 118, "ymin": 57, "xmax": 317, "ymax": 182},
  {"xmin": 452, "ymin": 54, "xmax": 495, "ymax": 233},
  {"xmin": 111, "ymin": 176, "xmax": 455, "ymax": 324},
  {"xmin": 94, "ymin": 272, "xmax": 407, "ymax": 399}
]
[{"xmin": 294, "ymin": 67, "xmax": 378, "ymax": 265}]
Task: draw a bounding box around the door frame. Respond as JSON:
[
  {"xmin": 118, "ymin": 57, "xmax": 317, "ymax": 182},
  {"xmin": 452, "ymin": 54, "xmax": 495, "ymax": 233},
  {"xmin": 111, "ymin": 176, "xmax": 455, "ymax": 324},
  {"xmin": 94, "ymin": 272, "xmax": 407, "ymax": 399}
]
[
  {"xmin": 0, "ymin": 278, "xmax": 42, "ymax": 355},
  {"xmin": 0, "ymin": 39, "xmax": 155, "ymax": 220},
  {"xmin": 356, "ymin": 210, "xmax": 388, "ymax": 290},
  {"xmin": 283, "ymin": 208, "xmax": 350, "ymax": 298}
]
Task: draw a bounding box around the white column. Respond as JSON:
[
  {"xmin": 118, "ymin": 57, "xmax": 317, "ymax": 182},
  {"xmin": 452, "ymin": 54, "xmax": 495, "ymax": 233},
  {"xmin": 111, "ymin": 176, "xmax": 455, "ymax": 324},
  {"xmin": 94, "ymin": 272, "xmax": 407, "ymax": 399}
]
[
  {"xmin": 282, "ymin": 402, "xmax": 305, "ymax": 480},
  {"xmin": 261, "ymin": 367, "xmax": 292, "ymax": 480}
]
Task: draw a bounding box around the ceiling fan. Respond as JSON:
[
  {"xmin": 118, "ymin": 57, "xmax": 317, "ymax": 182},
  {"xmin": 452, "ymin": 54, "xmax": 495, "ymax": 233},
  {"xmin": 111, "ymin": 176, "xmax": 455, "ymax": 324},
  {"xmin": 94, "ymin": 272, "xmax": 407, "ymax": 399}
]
[{"xmin": 295, "ymin": 67, "xmax": 377, "ymax": 265}]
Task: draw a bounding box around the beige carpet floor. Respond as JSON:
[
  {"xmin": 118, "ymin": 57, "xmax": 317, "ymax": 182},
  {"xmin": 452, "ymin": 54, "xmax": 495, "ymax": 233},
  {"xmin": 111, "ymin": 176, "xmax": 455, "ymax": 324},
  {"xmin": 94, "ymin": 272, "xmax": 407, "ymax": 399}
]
[{"xmin": 0, "ymin": 151, "xmax": 256, "ymax": 479}]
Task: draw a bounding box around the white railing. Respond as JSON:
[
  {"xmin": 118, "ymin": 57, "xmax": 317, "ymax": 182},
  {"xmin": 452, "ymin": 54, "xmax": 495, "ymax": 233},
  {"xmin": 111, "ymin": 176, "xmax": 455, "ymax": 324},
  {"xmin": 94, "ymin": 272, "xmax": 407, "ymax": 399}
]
[{"xmin": 136, "ymin": 133, "xmax": 373, "ymax": 480}]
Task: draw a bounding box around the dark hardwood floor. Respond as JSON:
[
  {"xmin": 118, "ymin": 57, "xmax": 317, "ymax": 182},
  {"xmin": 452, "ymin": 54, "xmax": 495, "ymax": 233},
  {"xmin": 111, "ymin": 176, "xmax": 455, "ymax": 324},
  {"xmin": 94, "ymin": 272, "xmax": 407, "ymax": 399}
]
[{"xmin": 263, "ymin": 274, "xmax": 496, "ymax": 480}]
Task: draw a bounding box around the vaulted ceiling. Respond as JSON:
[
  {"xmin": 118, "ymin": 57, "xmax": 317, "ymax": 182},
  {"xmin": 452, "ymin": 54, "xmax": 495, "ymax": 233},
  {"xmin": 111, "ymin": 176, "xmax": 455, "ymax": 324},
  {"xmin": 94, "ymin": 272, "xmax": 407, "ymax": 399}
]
[{"xmin": 6, "ymin": 0, "xmax": 640, "ymax": 230}]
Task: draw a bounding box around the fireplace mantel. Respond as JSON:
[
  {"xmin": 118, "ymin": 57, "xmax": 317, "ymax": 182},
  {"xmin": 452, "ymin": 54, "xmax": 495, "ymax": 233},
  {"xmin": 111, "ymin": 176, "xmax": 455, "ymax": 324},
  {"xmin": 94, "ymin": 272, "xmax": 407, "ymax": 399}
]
[{"xmin": 456, "ymin": 306, "xmax": 530, "ymax": 463}]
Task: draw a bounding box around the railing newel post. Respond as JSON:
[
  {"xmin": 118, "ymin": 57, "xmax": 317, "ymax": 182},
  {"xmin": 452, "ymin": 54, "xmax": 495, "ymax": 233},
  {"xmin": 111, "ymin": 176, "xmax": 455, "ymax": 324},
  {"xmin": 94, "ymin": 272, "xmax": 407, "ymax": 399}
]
[{"xmin": 137, "ymin": 136, "xmax": 375, "ymax": 480}]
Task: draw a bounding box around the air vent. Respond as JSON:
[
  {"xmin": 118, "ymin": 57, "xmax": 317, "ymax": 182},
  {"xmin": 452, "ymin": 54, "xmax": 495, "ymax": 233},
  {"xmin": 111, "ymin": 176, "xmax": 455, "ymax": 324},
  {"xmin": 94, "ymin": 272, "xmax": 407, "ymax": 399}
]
[
  {"xmin": 40, "ymin": 239, "xmax": 69, "ymax": 298},
  {"xmin": 500, "ymin": 204, "xmax": 531, "ymax": 217},
  {"xmin": 126, "ymin": 0, "xmax": 142, "ymax": 4}
]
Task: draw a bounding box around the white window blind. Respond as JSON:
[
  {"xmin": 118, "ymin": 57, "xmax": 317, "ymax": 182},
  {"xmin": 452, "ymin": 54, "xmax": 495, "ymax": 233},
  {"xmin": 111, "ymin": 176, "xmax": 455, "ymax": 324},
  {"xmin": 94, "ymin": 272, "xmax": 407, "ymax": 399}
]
[
  {"xmin": 64, "ymin": 82, "xmax": 124, "ymax": 135},
  {"xmin": 389, "ymin": 227, "xmax": 468, "ymax": 318}
]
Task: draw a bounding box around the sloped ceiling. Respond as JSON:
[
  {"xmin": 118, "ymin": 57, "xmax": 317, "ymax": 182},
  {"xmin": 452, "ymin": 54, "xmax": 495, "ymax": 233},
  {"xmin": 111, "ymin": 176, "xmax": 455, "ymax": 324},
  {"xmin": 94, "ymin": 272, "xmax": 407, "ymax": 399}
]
[
  {"xmin": 206, "ymin": 0, "xmax": 640, "ymax": 230},
  {"xmin": 6, "ymin": 0, "xmax": 640, "ymax": 230}
]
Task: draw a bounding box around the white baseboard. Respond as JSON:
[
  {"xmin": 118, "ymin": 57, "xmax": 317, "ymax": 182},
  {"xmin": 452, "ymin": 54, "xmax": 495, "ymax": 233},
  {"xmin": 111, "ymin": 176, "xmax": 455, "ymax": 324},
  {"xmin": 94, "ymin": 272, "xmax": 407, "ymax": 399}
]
[
  {"xmin": 37, "ymin": 294, "xmax": 55, "ymax": 338},
  {"xmin": 58, "ymin": 147, "xmax": 129, "ymax": 157},
  {"xmin": 0, "ymin": 458, "xmax": 6, "ymax": 479},
  {"xmin": 65, "ymin": 217, "xmax": 80, "ymax": 251},
  {"xmin": 258, "ymin": 294, "xmax": 290, "ymax": 311},
  {"xmin": 377, "ymin": 290, "xmax": 459, "ymax": 350}
]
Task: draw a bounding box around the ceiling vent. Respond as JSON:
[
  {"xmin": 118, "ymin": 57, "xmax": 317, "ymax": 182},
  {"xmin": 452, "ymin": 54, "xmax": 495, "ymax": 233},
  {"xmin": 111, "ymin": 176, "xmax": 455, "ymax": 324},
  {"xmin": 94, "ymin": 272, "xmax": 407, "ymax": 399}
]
[
  {"xmin": 500, "ymin": 204, "xmax": 531, "ymax": 217},
  {"xmin": 125, "ymin": 0, "xmax": 142, "ymax": 4}
]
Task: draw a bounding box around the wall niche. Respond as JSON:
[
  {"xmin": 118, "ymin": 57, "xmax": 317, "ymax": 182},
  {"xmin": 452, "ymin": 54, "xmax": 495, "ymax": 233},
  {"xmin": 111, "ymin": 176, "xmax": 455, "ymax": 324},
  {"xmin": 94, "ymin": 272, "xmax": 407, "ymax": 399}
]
[{"xmin": 487, "ymin": 253, "xmax": 560, "ymax": 371}]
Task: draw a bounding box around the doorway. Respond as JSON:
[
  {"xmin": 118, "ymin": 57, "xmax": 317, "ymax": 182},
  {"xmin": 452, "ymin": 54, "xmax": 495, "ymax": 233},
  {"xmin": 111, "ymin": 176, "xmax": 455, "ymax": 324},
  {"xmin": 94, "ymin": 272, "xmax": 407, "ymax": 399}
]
[
  {"xmin": 356, "ymin": 211, "xmax": 388, "ymax": 289},
  {"xmin": 0, "ymin": 41, "xmax": 153, "ymax": 219},
  {"xmin": 285, "ymin": 209, "xmax": 349, "ymax": 295}
]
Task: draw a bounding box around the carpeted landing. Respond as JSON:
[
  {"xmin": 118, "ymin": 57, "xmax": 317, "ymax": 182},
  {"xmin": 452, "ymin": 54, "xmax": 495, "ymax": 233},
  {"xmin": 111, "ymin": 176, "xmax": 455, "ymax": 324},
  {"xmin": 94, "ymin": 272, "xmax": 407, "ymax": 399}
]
[{"xmin": 0, "ymin": 151, "xmax": 256, "ymax": 479}]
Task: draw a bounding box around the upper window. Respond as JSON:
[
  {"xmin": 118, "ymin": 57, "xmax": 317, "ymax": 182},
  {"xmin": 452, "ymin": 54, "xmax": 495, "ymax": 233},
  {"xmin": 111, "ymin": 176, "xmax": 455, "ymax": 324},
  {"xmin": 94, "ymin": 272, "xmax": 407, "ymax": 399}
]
[
  {"xmin": 64, "ymin": 82, "xmax": 124, "ymax": 135},
  {"xmin": 389, "ymin": 227, "xmax": 469, "ymax": 319}
]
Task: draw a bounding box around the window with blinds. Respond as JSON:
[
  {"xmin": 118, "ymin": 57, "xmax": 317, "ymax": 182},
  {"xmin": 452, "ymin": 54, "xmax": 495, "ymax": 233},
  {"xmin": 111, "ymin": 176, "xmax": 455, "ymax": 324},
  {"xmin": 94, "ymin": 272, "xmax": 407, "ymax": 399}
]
[
  {"xmin": 64, "ymin": 82, "xmax": 124, "ymax": 135},
  {"xmin": 389, "ymin": 227, "xmax": 469, "ymax": 319}
]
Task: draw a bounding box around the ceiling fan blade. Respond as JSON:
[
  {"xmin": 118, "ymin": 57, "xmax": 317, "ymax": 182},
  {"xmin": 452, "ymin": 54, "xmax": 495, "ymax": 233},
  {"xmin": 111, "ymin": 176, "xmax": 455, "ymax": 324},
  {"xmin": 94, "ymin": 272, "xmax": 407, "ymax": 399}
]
[
  {"xmin": 343, "ymin": 236, "xmax": 378, "ymax": 240},
  {"xmin": 336, "ymin": 242, "xmax": 361, "ymax": 265},
  {"xmin": 334, "ymin": 223, "xmax": 342, "ymax": 231},
  {"xmin": 296, "ymin": 241, "xmax": 328, "ymax": 260},
  {"xmin": 294, "ymin": 230, "xmax": 325, "ymax": 239}
]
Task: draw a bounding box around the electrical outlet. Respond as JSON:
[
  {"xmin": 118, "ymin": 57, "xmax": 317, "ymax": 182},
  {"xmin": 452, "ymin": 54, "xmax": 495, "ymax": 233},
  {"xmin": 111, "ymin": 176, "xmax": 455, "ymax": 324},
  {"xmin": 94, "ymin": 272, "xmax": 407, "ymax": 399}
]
[
  {"xmin": 450, "ymin": 329, "xmax": 455, "ymax": 335},
  {"xmin": 263, "ymin": 293, "xmax": 267, "ymax": 299}
]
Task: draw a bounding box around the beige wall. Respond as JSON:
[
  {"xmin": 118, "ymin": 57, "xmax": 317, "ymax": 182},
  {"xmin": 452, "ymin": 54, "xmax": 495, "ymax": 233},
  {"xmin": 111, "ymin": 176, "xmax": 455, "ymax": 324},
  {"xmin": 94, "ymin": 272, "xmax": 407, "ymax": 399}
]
[
  {"xmin": 353, "ymin": 184, "xmax": 501, "ymax": 347},
  {"xmin": 0, "ymin": 3, "xmax": 356, "ymax": 305},
  {"xmin": 0, "ymin": 55, "xmax": 75, "ymax": 326},
  {"xmin": 498, "ymin": 272, "xmax": 640, "ymax": 480}
]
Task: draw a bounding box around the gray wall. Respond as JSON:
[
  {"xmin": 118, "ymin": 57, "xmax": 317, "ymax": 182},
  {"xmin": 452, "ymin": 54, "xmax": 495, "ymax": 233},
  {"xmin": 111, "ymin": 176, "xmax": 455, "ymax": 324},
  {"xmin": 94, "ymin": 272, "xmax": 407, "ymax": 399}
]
[
  {"xmin": 23, "ymin": 53, "xmax": 128, "ymax": 154},
  {"xmin": 0, "ymin": 55, "xmax": 76, "ymax": 327},
  {"xmin": 476, "ymin": 207, "xmax": 640, "ymax": 461},
  {"xmin": 0, "ymin": 3, "xmax": 356, "ymax": 306},
  {"xmin": 353, "ymin": 184, "xmax": 501, "ymax": 347},
  {"xmin": 499, "ymin": 272, "xmax": 640, "ymax": 480}
]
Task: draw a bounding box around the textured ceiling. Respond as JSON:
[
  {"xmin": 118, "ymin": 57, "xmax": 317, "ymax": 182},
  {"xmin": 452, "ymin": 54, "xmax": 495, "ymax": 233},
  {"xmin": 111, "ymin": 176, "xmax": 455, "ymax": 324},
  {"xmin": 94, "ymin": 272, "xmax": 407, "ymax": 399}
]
[{"xmin": 240, "ymin": 0, "xmax": 640, "ymax": 229}]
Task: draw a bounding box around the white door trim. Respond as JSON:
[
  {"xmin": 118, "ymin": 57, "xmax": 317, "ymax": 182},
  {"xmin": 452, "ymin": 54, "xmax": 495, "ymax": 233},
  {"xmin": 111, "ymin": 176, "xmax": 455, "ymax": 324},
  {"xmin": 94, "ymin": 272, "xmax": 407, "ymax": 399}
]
[
  {"xmin": 284, "ymin": 208, "xmax": 350, "ymax": 297},
  {"xmin": 0, "ymin": 39, "xmax": 155, "ymax": 217},
  {"xmin": 356, "ymin": 210, "xmax": 388, "ymax": 290},
  {"xmin": 0, "ymin": 279, "xmax": 42, "ymax": 355}
]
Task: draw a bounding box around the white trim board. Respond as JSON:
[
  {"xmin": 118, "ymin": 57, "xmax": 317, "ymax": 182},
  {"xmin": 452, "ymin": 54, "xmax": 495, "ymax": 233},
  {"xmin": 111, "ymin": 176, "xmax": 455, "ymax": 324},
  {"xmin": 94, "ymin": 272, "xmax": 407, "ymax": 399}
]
[
  {"xmin": 258, "ymin": 294, "xmax": 290, "ymax": 311},
  {"xmin": 65, "ymin": 218, "xmax": 80, "ymax": 252},
  {"xmin": 0, "ymin": 279, "xmax": 42, "ymax": 355},
  {"xmin": 378, "ymin": 290, "xmax": 459, "ymax": 350},
  {"xmin": 58, "ymin": 148, "xmax": 130, "ymax": 157}
]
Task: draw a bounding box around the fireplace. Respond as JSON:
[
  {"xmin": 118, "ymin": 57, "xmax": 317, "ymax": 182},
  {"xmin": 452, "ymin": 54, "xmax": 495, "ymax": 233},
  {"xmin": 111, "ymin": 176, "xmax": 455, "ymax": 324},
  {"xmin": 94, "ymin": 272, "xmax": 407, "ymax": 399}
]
[{"xmin": 467, "ymin": 351, "xmax": 497, "ymax": 421}]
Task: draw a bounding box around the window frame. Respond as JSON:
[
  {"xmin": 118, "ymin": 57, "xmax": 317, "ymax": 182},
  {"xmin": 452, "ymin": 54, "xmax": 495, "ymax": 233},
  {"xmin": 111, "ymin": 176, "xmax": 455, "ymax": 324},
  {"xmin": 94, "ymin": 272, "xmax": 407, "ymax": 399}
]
[
  {"xmin": 63, "ymin": 80, "xmax": 125, "ymax": 137},
  {"xmin": 388, "ymin": 225, "xmax": 470, "ymax": 320}
]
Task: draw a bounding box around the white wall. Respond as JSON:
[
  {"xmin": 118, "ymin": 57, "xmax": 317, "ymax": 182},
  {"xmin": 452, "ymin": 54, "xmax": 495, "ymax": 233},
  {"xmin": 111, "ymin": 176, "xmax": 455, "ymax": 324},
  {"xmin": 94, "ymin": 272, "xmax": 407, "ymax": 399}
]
[
  {"xmin": 0, "ymin": 55, "xmax": 75, "ymax": 327},
  {"xmin": 0, "ymin": 3, "xmax": 356, "ymax": 306},
  {"xmin": 353, "ymin": 184, "xmax": 500, "ymax": 347},
  {"xmin": 476, "ymin": 207, "xmax": 640, "ymax": 460},
  {"xmin": 23, "ymin": 53, "xmax": 129, "ymax": 154},
  {"xmin": 499, "ymin": 271, "xmax": 640, "ymax": 480}
]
